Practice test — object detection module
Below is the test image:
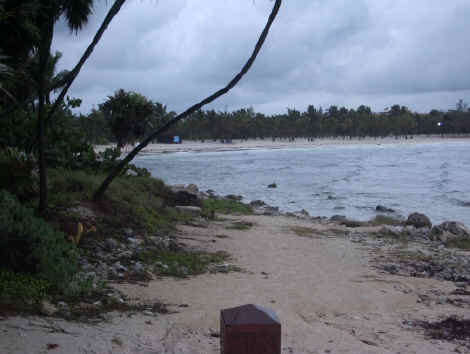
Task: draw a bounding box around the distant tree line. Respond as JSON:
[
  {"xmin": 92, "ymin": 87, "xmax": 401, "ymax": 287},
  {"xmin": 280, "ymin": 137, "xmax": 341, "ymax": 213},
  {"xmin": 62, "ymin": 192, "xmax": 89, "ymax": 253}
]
[{"xmin": 78, "ymin": 94, "xmax": 470, "ymax": 145}]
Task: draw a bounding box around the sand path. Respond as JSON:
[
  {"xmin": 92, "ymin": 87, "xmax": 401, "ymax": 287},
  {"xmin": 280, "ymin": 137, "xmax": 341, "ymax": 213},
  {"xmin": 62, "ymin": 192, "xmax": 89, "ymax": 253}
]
[{"xmin": 1, "ymin": 214, "xmax": 466, "ymax": 353}]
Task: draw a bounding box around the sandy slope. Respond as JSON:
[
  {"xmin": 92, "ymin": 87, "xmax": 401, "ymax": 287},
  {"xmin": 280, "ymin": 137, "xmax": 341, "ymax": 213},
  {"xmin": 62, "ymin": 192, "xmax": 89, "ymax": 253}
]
[{"xmin": 1, "ymin": 214, "xmax": 468, "ymax": 353}]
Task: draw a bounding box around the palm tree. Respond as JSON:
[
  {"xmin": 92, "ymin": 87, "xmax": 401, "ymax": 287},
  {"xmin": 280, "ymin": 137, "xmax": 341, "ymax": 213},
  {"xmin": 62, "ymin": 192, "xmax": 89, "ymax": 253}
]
[
  {"xmin": 35, "ymin": 0, "xmax": 93, "ymax": 213},
  {"xmin": 28, "ymin": 50, "xmax": 69, "ymax": 105}
]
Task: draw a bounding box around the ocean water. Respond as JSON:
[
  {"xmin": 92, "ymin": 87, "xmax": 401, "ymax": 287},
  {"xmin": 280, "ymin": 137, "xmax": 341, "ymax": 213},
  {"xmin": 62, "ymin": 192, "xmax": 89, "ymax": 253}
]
[{"xmin": 135, "ymin": 141, "xmax": 470, "ymax": 227}]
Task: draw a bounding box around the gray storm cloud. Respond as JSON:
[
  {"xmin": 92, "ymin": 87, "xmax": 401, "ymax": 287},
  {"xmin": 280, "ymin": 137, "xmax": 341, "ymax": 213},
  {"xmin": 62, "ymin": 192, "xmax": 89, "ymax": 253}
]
[{"xmin": 52, "ymin": 0, "xmax": 470, "ymax": 114}]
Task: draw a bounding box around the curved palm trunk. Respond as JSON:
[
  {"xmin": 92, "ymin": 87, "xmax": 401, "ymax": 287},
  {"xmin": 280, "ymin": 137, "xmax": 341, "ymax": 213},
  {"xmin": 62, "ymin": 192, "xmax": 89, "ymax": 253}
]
[{"xmin": 93, "ymin": 0, "xmax": 282, "ymax": 201}]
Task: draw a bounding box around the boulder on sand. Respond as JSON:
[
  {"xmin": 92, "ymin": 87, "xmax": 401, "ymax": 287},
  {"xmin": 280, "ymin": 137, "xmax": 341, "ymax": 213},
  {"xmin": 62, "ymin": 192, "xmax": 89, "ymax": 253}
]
[
  {"xmin": 169, "ymin": 185, "xmax": 201, "ymax": 207},
  {"xmin": 405, "ymin": 212, "xmax": 432, "ymax": 229},
  {"xmin": 430, "ymin": 221, "xmax": 470, "ymax": 242}
]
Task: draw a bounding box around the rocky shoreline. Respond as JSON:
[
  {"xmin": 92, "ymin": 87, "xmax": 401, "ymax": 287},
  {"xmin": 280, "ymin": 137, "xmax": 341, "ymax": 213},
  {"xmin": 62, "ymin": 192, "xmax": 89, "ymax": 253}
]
[{"xmin": 39, "ymin": 185, "xmax": 470, "ymax": 320}]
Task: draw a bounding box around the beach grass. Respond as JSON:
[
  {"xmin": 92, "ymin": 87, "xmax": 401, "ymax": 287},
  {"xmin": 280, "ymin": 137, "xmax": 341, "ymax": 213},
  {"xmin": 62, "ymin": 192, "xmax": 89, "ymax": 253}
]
[
  {"xmin": 139, "ymin": 249, "xmax": 231, "ymax": 277},
  {"xmin": 226, "ymin": 221, "xmax": 254, "ymax": 230},
  {"xmin": 202, "ymin": 197, "xmax": 252, "ymax": 215},
  {"xmin": 47, "ymin": 168, "xmax": 191, "ymax": 235},
  {"xmin": 290, "ymin": 226, "xmax": 315, "ymax": 237}
]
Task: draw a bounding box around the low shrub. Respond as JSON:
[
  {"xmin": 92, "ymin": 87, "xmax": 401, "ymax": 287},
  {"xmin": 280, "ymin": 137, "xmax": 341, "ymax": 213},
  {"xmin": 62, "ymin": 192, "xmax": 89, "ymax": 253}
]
[
  {"xmin": 140, "ymin": 249, "xmax": 230, "ymax": 278},
  {"xmin": 0, "ymin": 190, "xmax": 78, "ymax": 292},
  {"xmin": 0, "ymin": 268, "xmax": 50, "ymax": 303},
  {"xmin": 95, "ymin": 147, "xmax": 150, "ymax": 177},
  {"xmin": 0, "ymin": 147, "xmax": 37, "ymax": 201},
  {"xmin": 202, "ymin": 197, "xmax": 252, "ymax": 215},
  {"xmin": 48, "ymin": 169, "xmax": 181, "ymax": 234},
  {"xmin": 226, "ymin": 221, "xmax": 254, "ymax": 230}
]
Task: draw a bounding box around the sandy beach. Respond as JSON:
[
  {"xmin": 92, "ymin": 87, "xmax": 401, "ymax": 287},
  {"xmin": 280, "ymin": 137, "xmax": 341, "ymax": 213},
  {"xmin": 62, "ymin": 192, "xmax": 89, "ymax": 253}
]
[
  {"xmin": 94, "ymin": 135, "xmax": 470, "ymax": 156},
  {"xmin": 1, "ymin": 213, "xmax": 469, "ymax": 353}
]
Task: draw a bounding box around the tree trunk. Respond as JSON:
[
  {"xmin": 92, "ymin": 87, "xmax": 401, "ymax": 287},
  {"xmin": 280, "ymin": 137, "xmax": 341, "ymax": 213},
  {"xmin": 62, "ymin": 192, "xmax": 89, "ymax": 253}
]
[
  {"xmin": 37, "ymin": 19, "xmax": 54, "ymax": 214},
  {"xmin": 93, "ymin": 0, "xmax": 282, "ymax": 201}
]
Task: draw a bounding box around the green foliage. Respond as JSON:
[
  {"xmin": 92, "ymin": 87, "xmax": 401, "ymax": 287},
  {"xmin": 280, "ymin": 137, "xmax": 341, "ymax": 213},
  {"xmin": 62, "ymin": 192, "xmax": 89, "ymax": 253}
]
[
  {"xmin": 0, "ymin": 108, "xmax": 36, "ymax": 150},
  {"xmin": 0, "ymin": 147, "xmax": 37, "ymax": 200},
  {"xmin": 0, "ymin": 190, "xmax": 78, "ymax": 291},
  {"xmin": 225, "ymin": 221, "xmax": 254, "ymax": 230},
  {"xmin": 100, "ymin": 89, "xmax": 158, "ymax": 148},
  {"xmin": 95, "ymin": 147, "xmax": 150, "ymax": 177},
  {"xmin": 0, "ymin": 268, "xmax": 50, "ymax": 303},
  {"xmin": 77, "ymin": 109, "xmax": 113, "ymax": 144},
  {"xmin": 202, "ymin": 197, "xmax": 252, "ymax": 215},
  {"xmin": 140, "ymin": 249, "xmax": 230, "ymax": 278},
  {"xmin": 122, "ymin": 100, "xmax": 469, "ymax": 141},
  {"xmin": 48, "ymin": 169, "xmax": 180, "ymax": 234},
  {"xmin": 43, "ymin": 104, "xmax": 99, "ymax": 171}
]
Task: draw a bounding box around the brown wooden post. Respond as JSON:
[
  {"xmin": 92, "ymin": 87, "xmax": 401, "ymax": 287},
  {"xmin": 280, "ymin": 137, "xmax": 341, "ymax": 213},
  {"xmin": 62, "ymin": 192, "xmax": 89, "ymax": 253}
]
[{"xmin": 220, "ymin": 304, "xmax": 281, "ymax": 354}]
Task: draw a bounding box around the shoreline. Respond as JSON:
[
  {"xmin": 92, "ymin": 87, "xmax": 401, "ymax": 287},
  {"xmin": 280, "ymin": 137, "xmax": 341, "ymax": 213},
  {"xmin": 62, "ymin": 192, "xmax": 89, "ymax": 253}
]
[{"xmin": 94, "ymin": 134, "xmax": 470, "ymax": 155}]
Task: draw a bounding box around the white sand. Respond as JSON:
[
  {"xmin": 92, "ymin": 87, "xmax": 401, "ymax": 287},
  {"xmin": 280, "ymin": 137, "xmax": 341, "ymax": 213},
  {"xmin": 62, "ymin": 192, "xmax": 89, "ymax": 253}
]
[
  {"xmin": 94, "ymin": 135, "xmax": 470, "ymax": 155},
  {"xmin": 1, "ymin": 214, "xmax": 468, "ymax": 353}
]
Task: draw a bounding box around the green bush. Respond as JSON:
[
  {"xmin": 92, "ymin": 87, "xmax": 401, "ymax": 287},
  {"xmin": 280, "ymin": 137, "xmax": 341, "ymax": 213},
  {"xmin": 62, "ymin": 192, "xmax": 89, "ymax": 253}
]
[
  {"xmin": 202, "ymin": 197, "xmax": 252, "ymax": 215},
  {"xmin": 0, "ymin": 268, "xmax": 50, "ymax": 303},
  {"xmin": 48, "ymin": 169, "xmax": 178, "ymax": 234},
  {"xmin": 95, "ymin": 147, "xmax": 150, "ymax": 177},
  {"xmin": 0, "ymin": 190, "xmax": 78, "ymax": 291},
  {"xmin": 0, "ymin": 147, "xmax": 37, "ymax": 201}
]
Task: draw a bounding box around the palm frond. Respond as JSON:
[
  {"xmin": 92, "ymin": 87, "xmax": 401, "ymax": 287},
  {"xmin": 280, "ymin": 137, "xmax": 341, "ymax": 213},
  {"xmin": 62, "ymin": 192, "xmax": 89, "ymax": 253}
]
[{"xmin": 63, "ymin": 0, "xmax": 94, "ymax": 32}]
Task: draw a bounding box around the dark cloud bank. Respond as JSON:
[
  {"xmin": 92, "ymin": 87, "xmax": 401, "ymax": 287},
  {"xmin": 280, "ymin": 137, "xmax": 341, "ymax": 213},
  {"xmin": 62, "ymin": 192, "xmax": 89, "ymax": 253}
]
[{"xmin": 52, "ymin": 0, "xmax": 470, "ymax": 115}]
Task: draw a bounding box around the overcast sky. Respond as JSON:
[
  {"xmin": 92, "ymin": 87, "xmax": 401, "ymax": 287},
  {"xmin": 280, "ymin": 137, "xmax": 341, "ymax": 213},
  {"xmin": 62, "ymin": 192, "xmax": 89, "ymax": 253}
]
[{"xmin": 52, "ymin": 0, "xmax": 470, "ymax": 115}]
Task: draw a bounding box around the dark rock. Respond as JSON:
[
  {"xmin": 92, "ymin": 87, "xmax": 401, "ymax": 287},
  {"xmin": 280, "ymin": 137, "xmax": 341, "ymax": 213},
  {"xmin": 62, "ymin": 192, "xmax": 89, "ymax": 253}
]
[
  {"xmin": 225, "ymin": 194, "xmax": 243, "ymax": 201},
  {"xmin": 172, "ymin": 191, "xmax": 201, "ymax": 207},
  {"xmin": 406, "ymin": 212, "xmax": 432, "ymax": 229},
  {"xmin": 170, "ymin": 185, "xmax": 202, "ymax": 206},
  {"xmin": 330, "ymin": 215, "xmax": 347, "ymax": 223},
  {"xmin": 341, "ymin": 220, "xmax": 364, "ymax": 228},
  {"xmin": 169, "ymin": 238, "xmax": 181, "ymax": 251},
  {"xmin": 148, "ymin": 236, "xmax": 170, "ymax": 250},
  {"xmin": 250, "ymin": 200, "xmax": 266, "ymax": 207},
  {"xmin": 430, "ymin": 221, "xmax": 470, "ymax": 242},
  {"xmin": 186, "ymin": 184, "xmax": 199, "ymax": 194},
  {"xmin": 376, "ymin": 205, "xmax": 395, "ymax": 213},
  {"xmin": 253, "ymin": 205, "xmax": 280, "ymax": 216},
  {"xmin": 104, "ymin": 238, "xmax": 120, "ymax": 251},
  {"xmin": 292, "ymin": 209, "xmax": 310, "ymax": 219}
]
